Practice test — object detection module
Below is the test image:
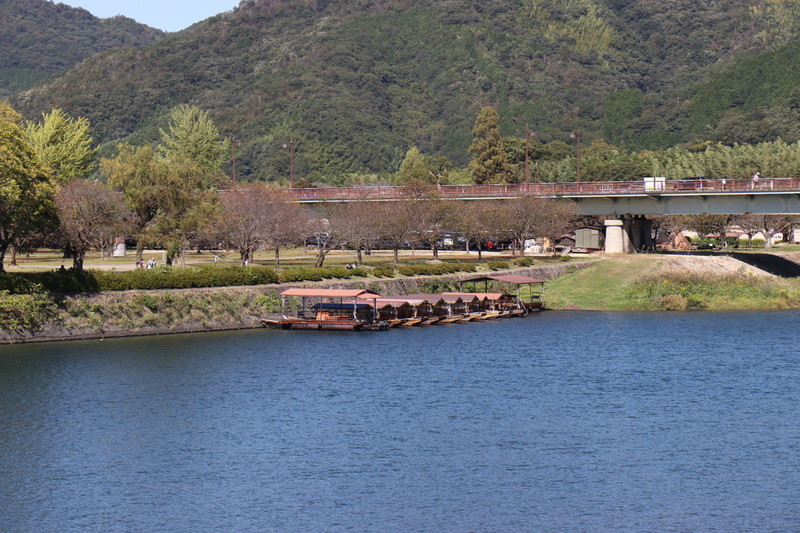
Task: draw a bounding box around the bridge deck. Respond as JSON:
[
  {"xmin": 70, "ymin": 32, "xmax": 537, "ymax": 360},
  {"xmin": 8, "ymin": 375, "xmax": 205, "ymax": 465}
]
[{"xmin": 283, "ymin": 177, "xmax": 800, "ymax": 202}]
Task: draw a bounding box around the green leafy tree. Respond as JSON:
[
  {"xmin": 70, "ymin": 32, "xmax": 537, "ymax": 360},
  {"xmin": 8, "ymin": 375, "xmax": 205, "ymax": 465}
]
[
  {"xmin": 102, "ymin": 144, "xmax": 163, "ymax": 260},
  {"xmin": 159, "ymin": 105, "xmax": 228, "ymax": 182},
  {"xmin": 581, "ymin": 140, "xmax": 652, "ymax": 181},
  {"xmin": 0, "ymin": 103, "xmax": 54, "ymax": 271},
  {"xmin": 103, "ymin": 144, "xmax": 217, "ymax": 265},
  {"xmin": 25, "ymin": 108, "xmax": 97, "ymax": 185},
  {"xmin": 396, "ymin": 147, "xmax": 433, "ymax": 184},
  {"xmin": 469, "ymin": 107, "xmax": 514, "ymax": 184}
]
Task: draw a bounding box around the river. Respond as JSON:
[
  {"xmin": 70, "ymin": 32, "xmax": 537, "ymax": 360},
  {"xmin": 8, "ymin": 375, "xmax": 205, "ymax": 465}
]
[{"xmin": 1, "ymin": 311, "xmax": 798, "ymax": 532}]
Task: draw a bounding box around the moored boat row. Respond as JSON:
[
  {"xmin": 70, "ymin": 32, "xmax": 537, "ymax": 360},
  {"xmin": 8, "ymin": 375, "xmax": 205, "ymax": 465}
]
[{"xmin": 260, "ymin": 274, "xmax": 546, "ymax": 331}]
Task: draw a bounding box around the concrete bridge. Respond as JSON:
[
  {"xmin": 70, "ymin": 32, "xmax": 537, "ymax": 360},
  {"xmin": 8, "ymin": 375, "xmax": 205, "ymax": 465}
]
[
  {"xmin": 284, "ymin": 177, "xmax": 800, "ymax": 216},
  {"xmin": 283, "ymin": 177, "xmax": 800, "ymax": 254}
]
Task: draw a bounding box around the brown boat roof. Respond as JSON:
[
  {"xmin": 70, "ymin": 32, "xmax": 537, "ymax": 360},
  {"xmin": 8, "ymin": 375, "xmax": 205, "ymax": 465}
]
[
  {"xmin": 401, "ymin": 293, "xmax": 466, "ymax": 304},
  {"xmin": 374, "ymin": 298, "xmax": 426, "ymax": 308},
  {"xmin": 441, "ymin": 292, "xmax": 504, "ymax": 300},
  {"xmin": 281, "ymin": 288, "xmax": 381, "ymax": 298}
]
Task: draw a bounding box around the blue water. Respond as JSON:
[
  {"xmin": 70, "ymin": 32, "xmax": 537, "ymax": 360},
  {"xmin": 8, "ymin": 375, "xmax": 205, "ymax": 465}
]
[{"xmin": 1, "ymin": 311, "xmax": 799, "ymax": 532}]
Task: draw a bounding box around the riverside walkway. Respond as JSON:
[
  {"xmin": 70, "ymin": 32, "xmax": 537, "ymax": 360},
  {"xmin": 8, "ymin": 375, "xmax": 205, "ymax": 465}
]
[{"xmin": 284, "ymin": 177, "xmax": 800, "ymax": 215}]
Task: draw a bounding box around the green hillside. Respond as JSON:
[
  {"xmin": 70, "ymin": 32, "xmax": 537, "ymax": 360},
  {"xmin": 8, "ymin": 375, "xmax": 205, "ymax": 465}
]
[
  {"xmin": 11, "ymin": 0, "xmax": 800, "ymax": 181},
  {"xmin": 0, "ymin": 0, "xmax": 164, "ymax": 96}
]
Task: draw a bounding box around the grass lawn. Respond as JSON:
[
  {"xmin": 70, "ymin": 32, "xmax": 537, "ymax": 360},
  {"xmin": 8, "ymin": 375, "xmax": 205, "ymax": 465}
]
[
  {"xmin": 4, "ymin": 247, "xmax": 532, "ymax": 273},
  {"xmin": 544, "ymin": 255, "xmax": 665, "ymax": 310}
]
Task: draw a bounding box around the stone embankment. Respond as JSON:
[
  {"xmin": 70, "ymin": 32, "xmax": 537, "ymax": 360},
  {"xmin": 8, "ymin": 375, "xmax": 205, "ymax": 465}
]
[{"xmin": 0, "ymin": 264, "xmax": 582, "ymax": 345}]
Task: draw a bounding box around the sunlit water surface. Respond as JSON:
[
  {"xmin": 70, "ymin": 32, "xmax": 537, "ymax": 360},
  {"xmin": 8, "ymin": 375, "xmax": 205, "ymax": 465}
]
[{"xmin": 1, "ymin": 311, "xmax": 799, "ymax": 532}]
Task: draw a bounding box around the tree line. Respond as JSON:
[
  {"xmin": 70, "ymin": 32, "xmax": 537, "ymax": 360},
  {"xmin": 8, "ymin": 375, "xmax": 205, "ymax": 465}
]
[
  {"xmin": 4, "ymin": 100, "xmax": 800, "ymax": 274},
  {"xmin": 0, "ymin": 102, "xmax": 580, "ymax": 273}
]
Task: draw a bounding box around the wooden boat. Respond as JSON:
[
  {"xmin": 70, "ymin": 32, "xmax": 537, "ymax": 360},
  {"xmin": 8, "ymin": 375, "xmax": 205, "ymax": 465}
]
[
  {"xmin": 396, "ymin": 318, "xmax": 424, "ymax": 327},
  {"xmin": 264, "ymin": 285, "xmax": 540, "ymax": 333},
  {"xmin": 437, "ymin": 315, "xmax": 465, "ymax": 324},
  {"xmin": 263, "ymin": 317, "xmax": 382, "ymax": 330}
]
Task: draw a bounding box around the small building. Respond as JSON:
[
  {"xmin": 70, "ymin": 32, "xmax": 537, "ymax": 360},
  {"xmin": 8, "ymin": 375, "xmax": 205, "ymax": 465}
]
[{"xmin": 574, "ymin": 227, "xmax": 603, "ymax": 251}]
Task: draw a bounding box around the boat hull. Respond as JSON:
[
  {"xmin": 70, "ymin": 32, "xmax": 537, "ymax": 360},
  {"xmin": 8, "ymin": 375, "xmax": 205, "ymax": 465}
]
[{"xmin": 262, "ymin": 318, "xmax": 388, "ymax": 331}]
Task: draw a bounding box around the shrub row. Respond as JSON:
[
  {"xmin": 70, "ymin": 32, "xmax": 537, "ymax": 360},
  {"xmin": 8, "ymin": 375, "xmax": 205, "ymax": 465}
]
[
  {"xmin": 487, "ymin": 261, "xmax": 510, "ymax": 270},
  {"xmin": 372, "ymin": 265, "xmax": 396, "ymax": 277},
  {"xmin": 2, "ymin": 261, "xmax": 485, "ymax": 294},
  {"xmin": 0, "ymin": 266, "xmax": 280, "ymax": 294},
  {"xmin": 397, "ymin": 263, "xmax": 476, "ymax": 276},
  {"xmin": 278, "ymin": 267, "xmax": 368, "ymax": 283},
  {"xmin": 94, "ymin": 265, "xmax": 280, "ymax": 291},
  {"xmin": 0, "ymin": 271, "xmax": 99, "ymax": 294}
]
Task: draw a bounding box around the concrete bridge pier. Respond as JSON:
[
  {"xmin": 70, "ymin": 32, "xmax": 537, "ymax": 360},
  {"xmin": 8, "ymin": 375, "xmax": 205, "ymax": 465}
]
[
  {"xmin": 605, "ymin": 216, "xmax": 651, "ymax": 254},
  {"xmin": 604, "ymin": 219, "xmax": 627, "ymax": 254}
]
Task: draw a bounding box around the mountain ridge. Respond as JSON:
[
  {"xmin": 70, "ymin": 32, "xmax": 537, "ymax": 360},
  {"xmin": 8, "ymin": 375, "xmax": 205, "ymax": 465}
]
[
  {"xmin": 0, "ymin": 0, "xmax": 165, "ymax": 96},
  {"xmin": 11, "ymin": 0, "xmax": 800, "ymax": 181}
]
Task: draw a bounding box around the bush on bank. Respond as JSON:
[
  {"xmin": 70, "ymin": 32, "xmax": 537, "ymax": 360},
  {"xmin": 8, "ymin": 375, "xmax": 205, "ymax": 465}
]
[
  {"xmin": 622, "ymin": 271, "xmax": 800, "ymax": 310},
  {"xmin": 0, "ymin": 290, "xmax": 59, "ymax": 330}
]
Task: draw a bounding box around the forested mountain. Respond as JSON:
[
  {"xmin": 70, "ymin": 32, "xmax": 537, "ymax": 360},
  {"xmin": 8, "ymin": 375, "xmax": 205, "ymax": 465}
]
[
  {"xmin": 12, "ymin": 0, "xmax": 800, "ymax": 182},
  {"xmin": 0, "ymin": 0, "xmax": 164, "ymax": 96}
]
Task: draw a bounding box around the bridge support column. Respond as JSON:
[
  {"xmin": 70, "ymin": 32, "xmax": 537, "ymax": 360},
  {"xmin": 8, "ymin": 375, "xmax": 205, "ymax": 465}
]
[
  {"xmin": 630, "ymin": 216, "xmax": 643, "ymax": 250},
  {"xmin": 604, "ymin": 219, "xmax": 627, "ymax": 254},
  {"xmin": 622, "ymin": 217, "xmax": 635, "ymax": 253}
]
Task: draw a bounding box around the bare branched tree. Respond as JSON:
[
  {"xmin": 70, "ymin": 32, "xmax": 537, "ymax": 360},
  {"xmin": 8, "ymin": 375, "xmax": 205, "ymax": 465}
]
[
  {"xmin": 217, "ymin": 183, "xmax": 306, "ymax": 266},
  {"xmin": 55, "ymin": 180, "xmax": 132, "ymax": 271},
  {"xmin": 500, "ymin": 196, "xmax": 578, "ymax": 256}
]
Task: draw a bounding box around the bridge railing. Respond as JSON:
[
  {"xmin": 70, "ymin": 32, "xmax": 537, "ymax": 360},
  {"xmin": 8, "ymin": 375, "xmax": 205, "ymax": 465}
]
[{"xmin": 283, "ymin": 177, "xmax": 800, "ymax": 201}]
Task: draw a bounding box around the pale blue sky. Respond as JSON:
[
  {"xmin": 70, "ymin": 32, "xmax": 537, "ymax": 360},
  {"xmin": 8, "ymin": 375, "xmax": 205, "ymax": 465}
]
[{"xmin": 58, "ymin": 0, "xmax": 241, "ymax": 32}]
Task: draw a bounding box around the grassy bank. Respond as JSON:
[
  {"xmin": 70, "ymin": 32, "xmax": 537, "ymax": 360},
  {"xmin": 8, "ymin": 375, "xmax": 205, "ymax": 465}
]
[
  {"xmin": 0, "ymin": 263, "xmax": 574, "ymax": 343},
  {"xmin": 545, "ymin": 255, "xmax": 800, "ymax": 311}
]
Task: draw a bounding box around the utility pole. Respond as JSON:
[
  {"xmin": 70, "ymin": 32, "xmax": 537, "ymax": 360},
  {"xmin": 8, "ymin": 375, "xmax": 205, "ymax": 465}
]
[
  {"xmin": 524, "ymin": 127, "xmax": 536, "ymax": 184},
  {"xmin": 283, "ymin": 139, "xmax": 295, "ymax": 187},
  {"xmin": 571, "ymin": 130, "xmax": 582, "ymax": 183},
  {"xmin": 231, "ymin": 138, "xmax": 242, "ymax": 190}
]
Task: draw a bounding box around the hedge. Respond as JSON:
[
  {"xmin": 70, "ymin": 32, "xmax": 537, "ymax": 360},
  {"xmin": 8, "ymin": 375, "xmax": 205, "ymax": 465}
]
[
  {"xmin": 1, "ymin": 261, "xmax": 481, "ymax": 294},
  {"xmin": 513, "ymin": 257, "xmax": 536, "ymax": 267},
  {"xmin": 0, "ymin": 271, "xmax": 100, "ymax": 294},
  {"xmin": 372, "ymin": 265, "xmax": 396, "ymax": 277},
  {"xmin": 279, "ymin": 267, "xmax": 368, "ymax": 283},
  {"xmin": 94, "ymin": 265, "xmax": 280, "ymax": 291},
  {"xmin": 397, "ymin": 263, "xmax": 476, "ymax": 276},
  {"xmin": 487, "ymin": 261, "xmax": 510, "ymax": 270},
  {"xmin": 0, "ymin": 265, "xmax": 279, "ymax": 294}
]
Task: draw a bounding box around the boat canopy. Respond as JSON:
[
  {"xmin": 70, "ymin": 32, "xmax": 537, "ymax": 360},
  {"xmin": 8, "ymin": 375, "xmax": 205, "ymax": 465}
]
[
  {"xmin": 281, "ymin": 288, "xmax": 381, "ymax": 298},
  {"xmin": 401, "ymin": 293, "xmax": 465, "ymax": 305},
  {"xmin": 374, "ymin": 297, "xmax": 431, "ymax": 306},
  {"xmin": 441, "ymin": 292, "xmax": 504, "ymax": 301}
]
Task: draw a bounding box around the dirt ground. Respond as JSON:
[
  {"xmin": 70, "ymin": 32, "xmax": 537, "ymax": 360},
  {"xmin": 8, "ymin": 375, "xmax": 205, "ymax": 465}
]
[{"xmin": 658, "ymin": 254, "xmax": 775, "ymax": 277}]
